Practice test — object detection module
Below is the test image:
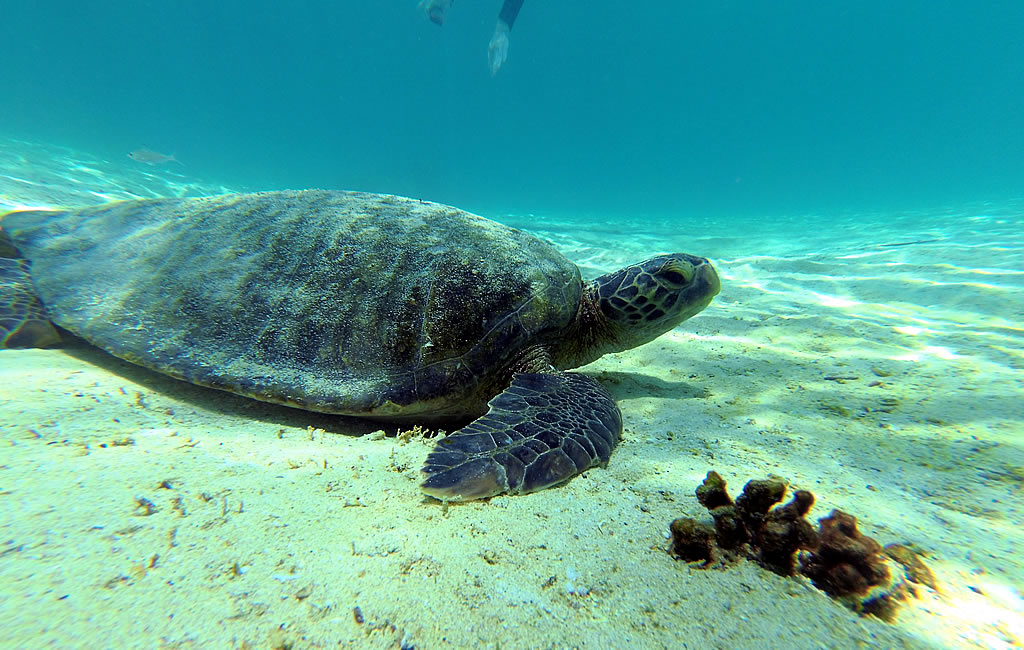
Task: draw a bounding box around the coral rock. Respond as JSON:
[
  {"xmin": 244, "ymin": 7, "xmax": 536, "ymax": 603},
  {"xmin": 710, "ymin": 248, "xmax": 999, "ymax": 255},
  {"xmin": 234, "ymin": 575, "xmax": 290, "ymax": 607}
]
[
  {"xmin": 800, "ymin": 509, "xmax": 889, "ymax": 597},
  {"xmin": 709, "ymin": 504, "xmax": 747, "ymax": 550},
  {"xmin": 735, "ymin": 476, "xmax": 787, "ymax": 532},
  {"xmin": 799, "ymin": 509, "xmax": 909, "ymax": 619},
  {"xmin": 669, "ymin": 517, "xmax": 715, "ymax": 564},
  {"xmin": 669, "ymin": 473, "xmax": 923, "ymax": 620},
  {"xmin": 674, "ymin": 472, "xmax": 816, "ymax": 576},
  {"xmin": 695, "ymin": 471, "xmax": 733, "ymax": 511},
  {"xmin": 757, "ymin": 490, "xmax": 818, "ymax": 575}
]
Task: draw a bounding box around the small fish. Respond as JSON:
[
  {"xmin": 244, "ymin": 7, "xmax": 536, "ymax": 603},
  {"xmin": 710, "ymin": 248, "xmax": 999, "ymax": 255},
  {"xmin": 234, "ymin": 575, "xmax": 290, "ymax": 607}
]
[{"xmin": 128, "ymin": 148, "xmax": 181, "ymax": 166}]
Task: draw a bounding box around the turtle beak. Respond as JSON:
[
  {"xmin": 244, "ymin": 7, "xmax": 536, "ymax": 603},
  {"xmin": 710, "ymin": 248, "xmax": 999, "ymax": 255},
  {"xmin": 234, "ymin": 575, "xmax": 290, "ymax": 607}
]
[
  {"xmin": 701, "ymin": 260, "xmax": 721, "ymax": 298},
  {"xmin": 676, "ymin": 260, "xmax": 720, "ymax": 322}
]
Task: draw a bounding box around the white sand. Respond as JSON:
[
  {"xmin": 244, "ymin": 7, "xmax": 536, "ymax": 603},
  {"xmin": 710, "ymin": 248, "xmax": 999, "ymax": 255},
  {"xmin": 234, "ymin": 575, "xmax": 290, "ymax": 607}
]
[{"xmin": 1, "ymin": 139, "xmax": 1022, "ymax": 648}]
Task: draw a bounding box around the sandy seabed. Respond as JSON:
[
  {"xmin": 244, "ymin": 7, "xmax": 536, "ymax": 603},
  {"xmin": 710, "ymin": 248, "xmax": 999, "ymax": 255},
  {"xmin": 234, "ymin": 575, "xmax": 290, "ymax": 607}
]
[{"xmin": 1, "ymin": 139, "xmax": 1022, "ymax": 649}]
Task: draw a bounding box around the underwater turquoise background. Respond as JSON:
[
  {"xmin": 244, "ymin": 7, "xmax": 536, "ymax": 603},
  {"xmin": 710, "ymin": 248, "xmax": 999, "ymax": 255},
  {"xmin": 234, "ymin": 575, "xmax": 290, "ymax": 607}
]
[{"xmin": 2, "ymin": 1, "xmax": 1022, "ymax": 219}]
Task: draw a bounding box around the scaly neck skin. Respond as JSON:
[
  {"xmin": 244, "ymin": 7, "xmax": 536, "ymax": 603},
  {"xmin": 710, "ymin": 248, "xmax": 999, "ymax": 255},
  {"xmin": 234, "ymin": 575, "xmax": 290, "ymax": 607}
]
[
  {"xmin": 552, "ymin": 282, "xmax": 624, "ymax": 370},
  {"xmin": 507, "ymin": 345, "xmax": 555, "ymax": 374}
]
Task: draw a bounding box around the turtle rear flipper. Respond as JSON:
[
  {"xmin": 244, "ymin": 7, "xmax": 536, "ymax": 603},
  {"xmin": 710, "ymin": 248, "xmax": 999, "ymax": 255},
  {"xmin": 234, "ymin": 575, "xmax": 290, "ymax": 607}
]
[
  {"xmin": 0, "ymin": 255, "xmax": 60, "ymax": 349},
  {"xmin": 420, "ymin": 372, "xmax": 622, "ymax": 500}
]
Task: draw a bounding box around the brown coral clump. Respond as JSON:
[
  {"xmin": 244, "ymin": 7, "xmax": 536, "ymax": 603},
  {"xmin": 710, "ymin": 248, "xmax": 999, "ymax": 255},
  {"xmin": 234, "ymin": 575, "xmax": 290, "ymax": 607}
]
[
  {"xmin": 695, "ymin": 470, "xmax": 733, "ymax": 510},
  {"xmin": 669, "ymin": 471, "xmax": 816, "ymax": 575},
  {"xmin": 798, "ymin": 509, "xmax": 911, "ymax": 619},
  {"xmin": 799, "ymin": 509, "xmax": 889, "ymax": 597},
  {"xmin": 757, "ymin": 490, "xmax": 818, "ymax": 575},
  {"xmin": 668, "ymin": 517, "xmax": 716, "ymax": 564},
  {"xmin": 734, "ymin": 476, "xmax": 787, "ymax": 532},
  {"xmin": 668, "ymin": 472, "xmax": 936, "ymax": 621}
]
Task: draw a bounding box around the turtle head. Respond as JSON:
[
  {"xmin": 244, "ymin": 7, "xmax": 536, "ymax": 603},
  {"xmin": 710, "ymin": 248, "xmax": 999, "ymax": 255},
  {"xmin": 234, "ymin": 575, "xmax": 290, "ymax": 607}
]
[{"xmin": 589, "ymin": 253, "xmax": 720, "ymax": 352}]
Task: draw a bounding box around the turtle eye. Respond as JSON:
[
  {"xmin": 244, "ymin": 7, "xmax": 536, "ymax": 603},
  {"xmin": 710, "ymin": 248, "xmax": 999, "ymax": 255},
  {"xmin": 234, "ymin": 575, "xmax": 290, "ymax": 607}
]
[{"xmin": 658, "ymin": 262, "xmax": 693, "ymax": 286}]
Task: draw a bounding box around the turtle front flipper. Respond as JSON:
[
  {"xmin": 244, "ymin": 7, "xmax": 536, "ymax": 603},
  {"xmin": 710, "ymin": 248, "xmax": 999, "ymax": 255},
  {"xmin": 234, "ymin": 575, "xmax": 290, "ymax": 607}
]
[
  {"xmin": 420, "ymin": 372, "xmax": 622, "ymax": 501},
  {"xmin": 0, "ymin": 256, "xmax": 60, "ymax": 349}
]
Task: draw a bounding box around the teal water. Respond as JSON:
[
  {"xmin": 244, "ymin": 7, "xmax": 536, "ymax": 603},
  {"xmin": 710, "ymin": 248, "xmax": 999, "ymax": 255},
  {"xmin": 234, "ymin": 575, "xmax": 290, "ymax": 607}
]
[{"xmin": 2, "ymin": 1, "xmax": 1023, "ymax": 220}]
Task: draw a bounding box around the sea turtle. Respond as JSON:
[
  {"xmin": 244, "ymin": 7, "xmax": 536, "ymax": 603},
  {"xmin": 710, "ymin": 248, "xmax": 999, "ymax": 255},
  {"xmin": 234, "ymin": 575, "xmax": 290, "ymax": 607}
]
[{"xmin": 0, "ymin": 190, "xmax": 720, "ymax": 500}]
